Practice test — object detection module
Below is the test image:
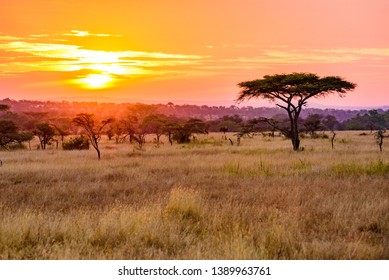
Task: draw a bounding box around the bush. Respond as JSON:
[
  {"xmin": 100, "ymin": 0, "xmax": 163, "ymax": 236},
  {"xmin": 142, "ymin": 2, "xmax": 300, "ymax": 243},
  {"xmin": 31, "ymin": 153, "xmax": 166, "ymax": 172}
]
[
  {"xmin": 7, "ymin": 143, "xmax": 27, "ymax": 150},
  {"xmin": 63, "ymin": 136, "xmax": 90, "ymax": 150}
]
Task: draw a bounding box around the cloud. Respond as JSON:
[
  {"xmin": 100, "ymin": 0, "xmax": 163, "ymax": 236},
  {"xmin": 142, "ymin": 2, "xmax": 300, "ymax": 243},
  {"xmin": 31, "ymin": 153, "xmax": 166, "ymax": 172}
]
[
  {"xmin": 30, "ymin": 34, "xmax": 50, "ymax": 38},
  {"xmin": 2, "ymin": 30, "xmax": 388, "ymax": 87},
  {"xmin": 0, "ymin": 33, "xmax": 208, "ymax": 80},
  {"xmin": 63, "ymin": 30, "xmax": 122, "ymax": 37},
  {"xmin": 314, "ymin": 48, "xmax": 389, "ymax": 57},
  {"xmin": 0, "ymin": 33, "xmax": 21, "ymax": 41},
  {"xmin": 225, "ymin": 47, "xmax": 389, "ymax": 66}
]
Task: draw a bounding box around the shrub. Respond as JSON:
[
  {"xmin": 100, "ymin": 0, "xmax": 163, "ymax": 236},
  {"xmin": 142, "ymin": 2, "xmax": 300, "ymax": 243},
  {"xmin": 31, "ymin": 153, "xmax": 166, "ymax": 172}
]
[
  {"xmin": 63, "ymin": 136, "xmax": 90, "ymax": 150},
  {"xmin": 367, "ymin": 159, "xmax": 389, "ymax": 176},
  {"xmin": 7, "ymin": 143, "xmax": 27, "ymax": 150}
]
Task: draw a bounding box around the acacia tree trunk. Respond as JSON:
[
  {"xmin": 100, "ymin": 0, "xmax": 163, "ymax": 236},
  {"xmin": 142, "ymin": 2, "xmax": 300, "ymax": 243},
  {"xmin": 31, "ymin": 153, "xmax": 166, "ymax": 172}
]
[
  {"xmin": 90, "ymin": 137, "xmax": 101, "ymax": 160},
  {"xmin": 96, "ymin": 148, "xmax": 101, "ymax": 160},
  {"xmin": 291, "ymin": 128, "xmax": 300, "ymax": 151},
  {"xmin": 289, "ymin": 115, "xmax": 300, "ymax": 151},
  {"xmin": 168, "ymin": 132, "xmax": 173, "ymax": 145},
  {"xmin": 331, "ymin": 131, "xmax": 336, "ymax": 150}
]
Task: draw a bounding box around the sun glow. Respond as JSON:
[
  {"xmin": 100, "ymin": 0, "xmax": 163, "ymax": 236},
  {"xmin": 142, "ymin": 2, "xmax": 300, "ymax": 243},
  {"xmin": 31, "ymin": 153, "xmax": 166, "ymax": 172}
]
[{"xmin": 78, "ymin": 73, "xmax": 114, "ymax": 89}]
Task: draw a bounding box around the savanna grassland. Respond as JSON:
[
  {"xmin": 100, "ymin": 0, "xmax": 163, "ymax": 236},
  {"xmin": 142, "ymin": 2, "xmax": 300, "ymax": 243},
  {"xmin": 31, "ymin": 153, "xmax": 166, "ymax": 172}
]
[{"xmin": 0, "ymin": 131, "xmax": 388, "ymax": 260}]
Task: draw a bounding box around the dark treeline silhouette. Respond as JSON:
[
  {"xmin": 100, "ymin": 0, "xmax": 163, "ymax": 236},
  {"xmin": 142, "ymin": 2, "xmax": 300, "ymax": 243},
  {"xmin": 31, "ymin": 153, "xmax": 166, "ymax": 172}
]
[
  {"xmin": 340, "ymin": 110, "xmax": 389, "ymax": 131},
  {"xmin": 1, "ymin": 98, "xmax": 386, "ymax": 123},
  {"xmin": 1, "ymin": 98, "xmax": 388, "ymax": 154}
]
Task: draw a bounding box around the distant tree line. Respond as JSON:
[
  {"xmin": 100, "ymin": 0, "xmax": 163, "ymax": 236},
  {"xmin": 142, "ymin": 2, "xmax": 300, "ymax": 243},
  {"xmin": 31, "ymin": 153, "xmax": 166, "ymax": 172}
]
[
  {"xmin": 1, "ymin": 101, "xmax": 388, "ymax": 156},
  {"xmin": 1, "ymin": 98, "xmax": 384, "ymax": 123},
  {"xmin": 339, "ymin": 110, "xmax": 389, "ymax": 131}
]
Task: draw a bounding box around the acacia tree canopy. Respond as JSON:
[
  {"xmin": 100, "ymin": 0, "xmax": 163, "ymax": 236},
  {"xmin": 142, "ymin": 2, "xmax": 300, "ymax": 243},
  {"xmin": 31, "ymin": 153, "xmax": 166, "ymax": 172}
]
[{"xmin": 237, "ymin": 73, "xmax": 356, "ymax": 150}]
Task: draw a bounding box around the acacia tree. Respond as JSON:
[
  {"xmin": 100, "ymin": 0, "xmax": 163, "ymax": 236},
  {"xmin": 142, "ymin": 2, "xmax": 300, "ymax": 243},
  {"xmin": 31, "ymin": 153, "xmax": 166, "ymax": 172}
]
[
  {"xmin": 172, "ymin": 118, "xmax": 208, "ymax": 143},
  {"xmin": 34, "ymin": 123, "xmax": 56, "ymax": 150},
  {"xmin": 0, "ymin": 119, "xmax": 19, "ymax": 149},
  {"xmin": 303, "ymin": 114, "xmax": 324, "ymax": 137},
  {"xmin": 0, "ymin": 104, "xmax": 34, "ymax": 150},
  {"xmin": 73, "ymin": 113, "xmax": 114, "ymax": 160},
  {"xmin": 141, "ymin": 114, "xmax": 168, "ymax": 144},
  {"xmin": 237, "ymin": 73, "xmax": 356, "ymax": 150}
]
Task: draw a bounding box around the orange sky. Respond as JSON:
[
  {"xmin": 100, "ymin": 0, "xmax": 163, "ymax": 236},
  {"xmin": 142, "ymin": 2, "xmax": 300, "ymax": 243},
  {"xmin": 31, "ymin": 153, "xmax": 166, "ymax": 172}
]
[{"xmin": 0, "ymin": 0, "xmax": 388, "ymax": 107}]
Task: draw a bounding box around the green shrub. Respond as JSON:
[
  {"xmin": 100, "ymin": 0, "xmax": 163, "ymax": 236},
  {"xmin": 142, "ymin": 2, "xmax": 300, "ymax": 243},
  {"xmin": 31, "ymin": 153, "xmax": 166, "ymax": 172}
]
[
  {"xmin": 63, "ymin": 136, "xmax": 90, "ymax": 150},
  {"xmin": 367, "ymin": 159, "xmax": 389, "ymax": 176}
]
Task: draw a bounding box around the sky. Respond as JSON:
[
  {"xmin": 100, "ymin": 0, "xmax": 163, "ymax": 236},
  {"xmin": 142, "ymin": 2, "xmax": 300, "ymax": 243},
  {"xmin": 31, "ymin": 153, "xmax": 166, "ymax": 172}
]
[{"xmin": 0, "ymin": 0, "xmax": 388, "ymax": 108}]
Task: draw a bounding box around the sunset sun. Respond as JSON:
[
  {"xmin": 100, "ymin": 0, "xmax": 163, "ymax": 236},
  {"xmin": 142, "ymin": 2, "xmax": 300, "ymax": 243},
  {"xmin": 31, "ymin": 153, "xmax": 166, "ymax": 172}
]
[
  {"xmin": 0, "ymin": 0, "xmax": 388, "ymax": 105},
  {"xmin": 79, "ymin": 73, "xmax": 114, "ymax": 89}
]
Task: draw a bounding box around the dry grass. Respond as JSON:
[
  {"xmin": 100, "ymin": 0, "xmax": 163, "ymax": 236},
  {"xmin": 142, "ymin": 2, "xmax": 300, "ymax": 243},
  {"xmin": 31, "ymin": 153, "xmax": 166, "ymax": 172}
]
[{"xmin": 0, "ymin": 131, "xmax": 388, "ymax": 259}]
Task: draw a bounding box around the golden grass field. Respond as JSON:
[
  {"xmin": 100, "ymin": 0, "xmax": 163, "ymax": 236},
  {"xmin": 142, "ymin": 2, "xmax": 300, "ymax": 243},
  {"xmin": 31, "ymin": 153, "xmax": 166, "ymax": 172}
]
[{"xmin": 0, "ymin": 131, "xmax": 388, "ymax": 259}]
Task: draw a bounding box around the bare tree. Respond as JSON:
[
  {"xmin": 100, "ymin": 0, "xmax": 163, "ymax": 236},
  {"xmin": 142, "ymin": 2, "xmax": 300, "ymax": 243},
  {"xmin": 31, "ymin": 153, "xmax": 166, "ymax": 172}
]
[
  {"xmin": 374, "ymin": 130, "xmax": 388, "ymax": 152},
  {"xmin": 330, "ymin": 131, "xmax": 336, "ymax": 150},
  {"xmin": 322, "ymin": 115, "xmax": 339, "ymax": 150},
  {"xmin": 73, "ymin": 113, "xmax": 114, "ymax": 160}
]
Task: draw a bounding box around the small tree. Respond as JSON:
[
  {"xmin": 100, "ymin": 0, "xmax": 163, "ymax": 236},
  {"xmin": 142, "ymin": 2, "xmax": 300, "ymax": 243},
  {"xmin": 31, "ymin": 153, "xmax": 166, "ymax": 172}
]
[
  {"xmin": 303, "ymin": 114, "xmax": 324, "ymax": 137},
  {"xmin": 141, "ymin": 114, "xmax": 168, "ymax": 144},
  {"xmin": 34, "ymin": 123, "xmax": 55, "ymax": 150},
  {"xmin": 14, "ymin": 131, "xmax": 34, "ymax": 150},
  {"xmin": 374, "ymin": 130, "xmax": 388, "ymax": 152},
  {"xmin": 0, "ymin": 119, "xmax": 18, "ymax": 149},
  {"xmin": 73, "ymin": 113, "xmax": 114, "ymax": 160},
  {"xmin": 51, "ymin": 118, "xmax": 71, "ymax": 148},
  {"xmin": 172, "ymin": 118, "xmax": 208, "ymax": 144},
  {"xmin": 322, "ymin": 115, "xmax": 339, "ymax": 150},
  {"xmin": 0, "ymin": 105, "xmax": 34, "ymax": 150},
  {"xmin": 237, "ymin": 73, "xmax": 356, "ymax": 150},
  {"xmin": 322, "ymin": 115, "xmax": 339, "ymax": 131},
  {"xmin": 163, "ymin": 116, "xmax": 180, "ymax": 145},
  {"xmin": 121, "ymin": 105, "xmax": 156, "ymax": 148}
]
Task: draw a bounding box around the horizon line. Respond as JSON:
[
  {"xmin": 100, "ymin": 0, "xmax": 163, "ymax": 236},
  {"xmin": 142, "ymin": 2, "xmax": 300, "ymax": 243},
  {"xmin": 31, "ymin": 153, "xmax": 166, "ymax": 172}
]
[{"xmin": 1, "ymin": 97, "xmax": 388, "ymax": 111}]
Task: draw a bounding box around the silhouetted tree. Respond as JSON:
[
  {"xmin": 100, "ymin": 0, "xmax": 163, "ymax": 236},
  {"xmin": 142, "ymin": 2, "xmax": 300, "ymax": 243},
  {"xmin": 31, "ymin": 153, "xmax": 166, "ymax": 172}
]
[
  {"xmin": 238, "ymin": 73, "xmax": 356, "ymax": 150},
  {"xmin": 163, "ymin": 116, "xmax": 180, "ymax": 145},
  {"xmin": 121, "ymin": 104, "xmax": 157, "ymax": 148},
  {"xmin": 73, "ymin": 113, "xmax": 114, "ymax": 160},
  {"xmin": 14, "ymin": 131, "xmax": 34, "ymax": 150},
  {"xmin": 0, "ymin": 119, "xmax": 18, "ymax": 149},
  {"xmin": 105, "ymin": 125, "xmax": 115, "ymax": 141},
  {"xmin": 367, "ymin": 110, "xmax": 386, "ymax": 130},
  {"xmin": 303, "ymin": 114, "xmax": 324, "ymax": 137},
  {"xmin": 374, "ymin": 130, "xmax": 388, "ymax": 152},
  {"xmin": 0, "ymin": 105, "xmax": 35, "ymax": 150},
  {"xmin": 51, "ymin": 123, "xmax": 70, "ymax": 149},
  {"xmin": 322, "ymin": 115, "xmax": 339, "ymax": 131},
  {"xmin": 34, "ymin": 123, "xmax": 55, "ymax": 150},
  {"xmin": 172, "ymin": 118, "xmax": 208, "ymax": 143},
  {"xmin": 141, "ymin": 114, "xmax": 168, "ymax": 144},
  {"xmin": 322, "ymin": 115, "xmax": 339, "ymax": 150}
]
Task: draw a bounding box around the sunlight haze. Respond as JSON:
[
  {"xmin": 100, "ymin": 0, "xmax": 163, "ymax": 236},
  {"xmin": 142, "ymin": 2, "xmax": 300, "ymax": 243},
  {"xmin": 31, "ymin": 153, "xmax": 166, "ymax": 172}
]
[{"xmin": 1, "ymin": 0, "xmax": 388, "ymax": 107}]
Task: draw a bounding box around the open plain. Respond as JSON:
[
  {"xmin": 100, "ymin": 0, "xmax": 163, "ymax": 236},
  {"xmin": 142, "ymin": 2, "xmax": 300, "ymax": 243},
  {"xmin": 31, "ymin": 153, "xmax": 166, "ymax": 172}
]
[{"xmin": 0, "ymin": 131, "xmax": 388, "ymax": 259}]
